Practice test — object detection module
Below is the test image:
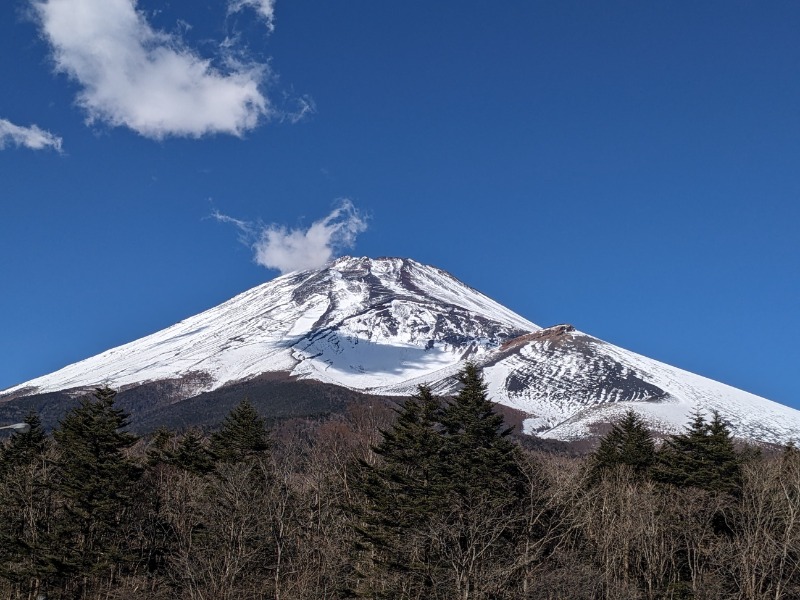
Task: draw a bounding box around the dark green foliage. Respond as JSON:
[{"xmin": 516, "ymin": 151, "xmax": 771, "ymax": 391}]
[
  {"xmin": 4, "ymin": 389, "xmax": 800, "ymax": 599},
  {"xmin": 439, "ymin": 364, "xmax": 522, "ymax": 491},
  {"xmin": 656, "ymin": 409, "xmax": 742, "ymax": 495},
  {"xmin": 657, "ymin": 410, "xmax": 710, "ymax": 489},
  {"xmin": 371, "ymin": 384, "xmax": 444, "ymax": 519},
  {"xmin": 705, "ymin": 411, "xmax": 743, "ymax": 494},
  {"xmin": 173, "ymin": 430, "xmax": 215, "ymax": 475},
  {"xmin": 0, "ymin": 412, "xmax": 48, "ymax": 474},
  {"xmin": 354, "ymin": 385, "xmax": 444, "ymax": 584},
  {"xmin": 353, "ymin": 365, "xmax": 527, "ymax": 597},
  {"xmin": 210, "ymin": 398, "xmax": 270, "ymax": 463},
  {"xmin": 145, "ymin": 426, "xmax": 175, "ymax": 467},
  {"xmin": 591, "ymin": 409, "xmax": 656, "ymax": 480},
  {"xmin": 147, "ymin": 427, "xmax": 214, "ymax": 475},
  {"xmin": 49, "ymin": 387, "xmax": 142, "ymax": 586}
]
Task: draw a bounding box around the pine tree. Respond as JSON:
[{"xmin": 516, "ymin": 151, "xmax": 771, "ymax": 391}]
[
  {"xmin": 704, "ymin": 411, "xmax": 742, "ymax": 495},
  {"xmin": 0, "ymin": 412, "xmax": 48, "ymax": 475},
  {"xmin": 147, "ymin": 427, "xmax": 214, "ymax": 475},
  {"xmin": 145, "ymin": 426, "xmax": 175, "ymax": 468},
  {"xmin": 372, "ymin": 383, "xmax": 443, "ymax": 514},
  {"xmin": 591, "ymin": 409, "xmax": 656, "ymax": 480},
  {"xmin": 438, "ymin": 363, "xmax": 524, "ymax": 500},
  {"xmin": 656, "ymin": 409, "xmax": 741, "ymax": 495},
  {"xmin": 352, "ymin": 366, "xmax": 528, "ymax": 597},
  {"xmin": 209, "ymin": 399, "xmax": 270, "ymax": 463},
  {"xmin": 48, "ymin": 387, "xmax": 141, "ymax": 594},
  {"xmin": 173, "ymin": 430, "xmax": 215, "ymax": 475},
  {"xmin": 353, "ymin": 385, "xmax": 444, "ymax": 590},
  {"xmin": 435, "ymin": 364, "xmax": 527, "ymax": 597}
]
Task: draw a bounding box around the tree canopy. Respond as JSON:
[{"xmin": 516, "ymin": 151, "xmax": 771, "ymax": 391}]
[
  {"xmin": 591, "ymin": 409, "xmax": 656, "ymax": 480},
  {"xmin": 656, "ymin": 409, "xmax": 742, "ymax": 495}
]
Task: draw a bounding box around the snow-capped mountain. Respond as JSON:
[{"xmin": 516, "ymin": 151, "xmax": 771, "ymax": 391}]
[{"xmin": 3, "ymin": 256, "xmax": 799, "ymax": 444}]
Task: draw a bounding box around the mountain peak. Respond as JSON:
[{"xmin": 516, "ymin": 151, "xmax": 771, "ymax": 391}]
[
  {"xmin": 3, "ymin": 256, "xmax": 800, "ymax": 445},
  {"xmin": 2, "ymin": 256, "xmax": 537, "ymax": 399}
]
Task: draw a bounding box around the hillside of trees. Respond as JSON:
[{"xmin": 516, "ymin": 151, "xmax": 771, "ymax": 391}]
[{"xmin": 1, "ymin": 365, "xmax": 799, "ymax": 599}]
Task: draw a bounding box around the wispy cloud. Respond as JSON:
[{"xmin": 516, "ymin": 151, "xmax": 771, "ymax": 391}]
[
  {"xmin": 0, "ymin": 118, "xmax": 63, "ymax": 152},
  {"xmin": 283, "ymin": 94, "xmax": 316, "ymax": 124},
  {"xmin": 228, "ymin": 0, "xmax": 276, "ymax": 32},
  {"xmin": 31, "ymin": 0, "xmax": 271, "ymax": 139},
  {"xmin": 213, "ymin": 200, "xmax": 369, "ymax": 274}
]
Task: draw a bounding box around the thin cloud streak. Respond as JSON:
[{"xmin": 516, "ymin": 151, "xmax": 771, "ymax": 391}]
[
  {"xmin": 228, "ymin": 0, "xmax": 276, "ymax": 32},
  {"xmin": 32, "ymin": 0, "xmax": 270, "ymax": 139},
  {"xmin": 214, "ymin": 201, "xmax": 369, "ymax": 274},
  {"xmin": 283, "ymin": 94, "xmax": 316, "ymax": 124},
  {"xmin": 0, "ymin": 118, "xmax": 63, "ymax": 151}
]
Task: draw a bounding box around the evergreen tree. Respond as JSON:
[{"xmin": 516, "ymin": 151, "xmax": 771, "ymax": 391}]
[
  {"xmin": 591, "ymin": 409, "xmax": 656, "ymax": 480},
  {"xmin": 173, "ymin": 430, "xmax": 215, "ymax": 475},
  {"xmin": 438, "ymin": 363, "xmax": 524, "ymax": 500},
  {"xmin": 372, "ymin": 383, "xmax": 443, "ymax": 510},
  {"xmin": 209, "ymin": 399, "xmax": 270, "ymax": 463},
  {"xmin": 145, "ymin": 426, "xmax": 175, "ymax": 468},
  {"xmin": 704, "ymin": 411, "xmax": 742, "ymax": 495},
  {"xmin": 435, "ymin": 364, "xmax": 528, "ymax": 597},
  {"xmin": 147, "ymin": 427, "xmax": 214, "ymax": 475},
  {"xmin": 0, "ymin": 412, "xmax": 48, "ymax": 475},
  {"xmin": 656, "ymin": 409, "xmax": 741, "ymax": 495},
  {"xmin": 656, "ymin": 410, "xmax": 710, "ymax": 489},
  {"xmin": 0, "ymin": 412, "xmax": 51, "ymax": 595},
  {"xmin": 352, "ymin": 366, "xmax": 528, "ymax": 597},
  {"xmin": 353, "ymin": 385, "xmax": 444, "ymax": 590},
  {"xmin": 49, "ymin": 387, "xmax": 142, "ymax": 594}
]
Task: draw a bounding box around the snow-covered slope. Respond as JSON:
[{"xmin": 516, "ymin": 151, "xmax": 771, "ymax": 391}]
[
  {"xmin": 475, "ymin": 325, "xmax": 800, "ymax": 444},
  {"xmin": 3, "ymin": 256, "xmax": 799, "ymax": 444},
  {"xmin": 1, "ymin": 257, "xmax": 536, "ymax": 397}
]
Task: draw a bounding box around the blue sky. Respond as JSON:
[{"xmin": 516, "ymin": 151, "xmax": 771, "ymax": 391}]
[{"xmin": 1, "ymin": 1, "xmax": 798, "ymax": 408}]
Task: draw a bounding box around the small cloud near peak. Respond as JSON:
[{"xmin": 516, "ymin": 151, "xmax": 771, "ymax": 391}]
[{"xmin": 213, "ymin": 200, "xmax": 369, "ymax": 275}]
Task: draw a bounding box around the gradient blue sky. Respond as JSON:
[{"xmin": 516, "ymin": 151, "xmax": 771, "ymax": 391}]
[{"xmin": 1, "ymin": 1, "xmax": 798, "ymax": 408}]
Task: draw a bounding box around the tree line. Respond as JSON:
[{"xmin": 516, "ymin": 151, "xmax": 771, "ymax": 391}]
[{"xmin": 1, "ymin": 365, "xmax": 799, "ymax": 599}]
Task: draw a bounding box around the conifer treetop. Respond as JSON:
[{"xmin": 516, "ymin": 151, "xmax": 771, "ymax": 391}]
[{"xmin": 210, "ymin": 398, "xmax": 270, "ymax": 463}]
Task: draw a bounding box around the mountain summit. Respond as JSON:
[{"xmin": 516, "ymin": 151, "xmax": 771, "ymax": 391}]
[{"xmin": 3, "ymin": 256, "xmax": 799, "ymax": 444}]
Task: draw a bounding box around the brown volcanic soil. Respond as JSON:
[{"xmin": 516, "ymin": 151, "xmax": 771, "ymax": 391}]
[
  {"xmin": 498, "ymin": 324, "xmax": 576, "ymax": 353},
  {"xmin": 0, "ymin": 368, "xmax": 587, "ymax": 455},
  {"xmin": 0, "ymin": 373, "xmax": 393, "ymax": 434}
]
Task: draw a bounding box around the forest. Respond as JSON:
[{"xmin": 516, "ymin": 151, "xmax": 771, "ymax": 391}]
[{"xmin": 1, "ymin": 364, "xmax": 799, "ymax": 600}]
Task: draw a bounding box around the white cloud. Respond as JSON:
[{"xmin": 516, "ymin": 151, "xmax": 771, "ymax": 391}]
[
  {"xmin": 214, "ymin": 201, "xmax": 369, "ymax": 274},
  {"xmin": 0, "ymin": 118, "xmax": 63, "ymax": 152},
  {"xmin": 32, "ymin": 0, "xmax": 270, "ymax": 139},
  {"xmin": 228, "ymin": 0, "xmax": 276, "ymax": 32}
]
